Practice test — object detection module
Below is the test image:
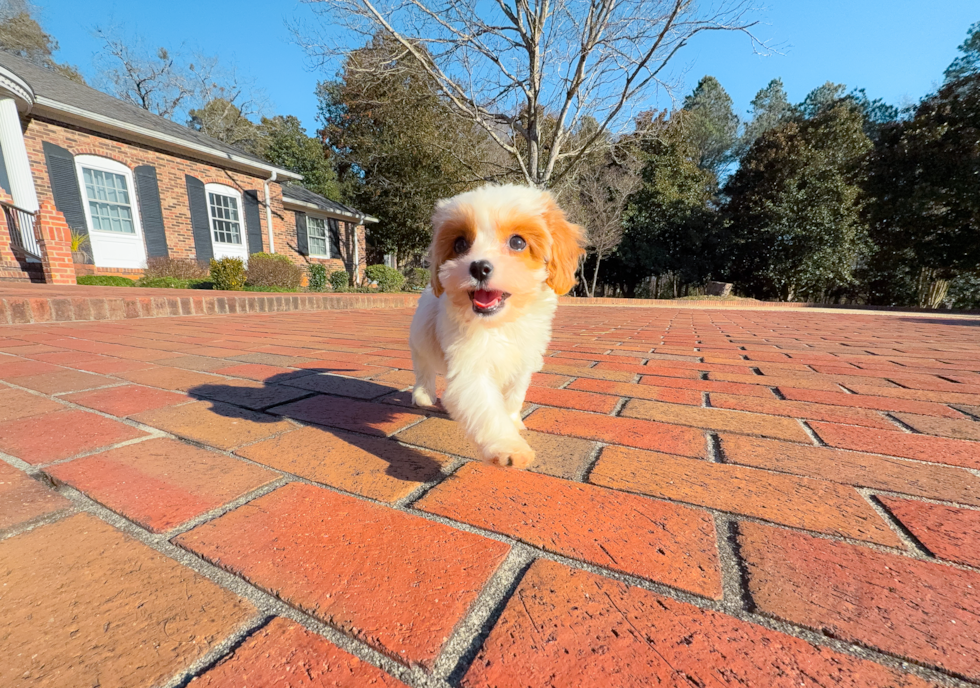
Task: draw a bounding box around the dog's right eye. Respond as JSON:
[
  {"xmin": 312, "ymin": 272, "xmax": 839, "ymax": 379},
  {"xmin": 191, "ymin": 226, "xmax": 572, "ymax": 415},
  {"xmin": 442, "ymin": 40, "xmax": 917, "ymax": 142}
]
[{"xmin": 453, "ymin": 237, "xmax": 469, "ymax": 254}]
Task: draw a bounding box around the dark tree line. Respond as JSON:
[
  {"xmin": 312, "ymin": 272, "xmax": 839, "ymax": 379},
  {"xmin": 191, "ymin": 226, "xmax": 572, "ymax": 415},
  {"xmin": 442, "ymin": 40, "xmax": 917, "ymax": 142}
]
[{"xmin": 591, "ymin": 21, "xmax": 980, "ymax": 308}]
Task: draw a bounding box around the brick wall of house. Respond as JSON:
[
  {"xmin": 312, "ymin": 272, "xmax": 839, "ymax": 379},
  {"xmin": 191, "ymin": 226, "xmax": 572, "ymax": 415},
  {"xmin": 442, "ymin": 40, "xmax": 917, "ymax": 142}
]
[
  {"xmin": 0, "ymin": 116, "xmax": 370, "ymax": 284},
  {"xmin": 292, "ymin": 215, "xmax": 368, "ymax": 284},
  {"xmin": 22, "ymin": 117, "xmax": 291, "ymax": 268}
]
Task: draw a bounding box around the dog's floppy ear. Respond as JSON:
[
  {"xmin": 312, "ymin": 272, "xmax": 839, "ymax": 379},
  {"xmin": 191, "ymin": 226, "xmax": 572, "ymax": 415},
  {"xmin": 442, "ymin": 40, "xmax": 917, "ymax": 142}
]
[
  {"xmin": 429, "ymin": 200, "xmax": 471, "ymax": 297},
  {"xmin": 544, "ymin": 197, "xmax": 586, "ymax": 296}
]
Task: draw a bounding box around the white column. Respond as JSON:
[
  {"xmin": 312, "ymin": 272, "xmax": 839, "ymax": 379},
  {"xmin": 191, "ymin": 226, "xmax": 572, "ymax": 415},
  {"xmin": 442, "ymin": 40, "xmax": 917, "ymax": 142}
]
[{"xmin": 0, "ymin": 97, "xmax": 38, "ymax": 212}]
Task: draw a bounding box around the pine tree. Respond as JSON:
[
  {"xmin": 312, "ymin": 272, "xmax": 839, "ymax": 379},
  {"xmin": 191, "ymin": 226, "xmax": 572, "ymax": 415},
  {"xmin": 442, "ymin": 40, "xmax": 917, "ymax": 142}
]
[{"xmin": 681, "ymin": 76, "xmax": 739, "ymax": 176}]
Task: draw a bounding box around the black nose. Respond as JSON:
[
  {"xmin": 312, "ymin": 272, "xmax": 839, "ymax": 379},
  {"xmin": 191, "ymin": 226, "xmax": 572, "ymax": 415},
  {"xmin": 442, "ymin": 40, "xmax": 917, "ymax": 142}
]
[{"xmin": 469, "ymin": 260, "xmax": 493, "ymax": 281}]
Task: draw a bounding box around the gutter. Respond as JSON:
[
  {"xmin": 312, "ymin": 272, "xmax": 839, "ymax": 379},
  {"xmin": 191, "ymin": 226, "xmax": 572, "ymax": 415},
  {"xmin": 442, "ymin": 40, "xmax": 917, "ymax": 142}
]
[
  {"xmin": 264, "ymin": 170, "xmax": 276, "ymax": 253},
  {"xmin": 353, "ymin": 211, "xmax": 364, "ymax": 285},
  {"xmin": 280, "ymin": 196, "xmax": 378, "ymax": 225}
]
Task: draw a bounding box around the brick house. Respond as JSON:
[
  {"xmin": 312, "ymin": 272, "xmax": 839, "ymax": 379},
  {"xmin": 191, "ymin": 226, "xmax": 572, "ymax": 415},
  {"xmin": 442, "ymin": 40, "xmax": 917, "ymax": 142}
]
[{"xmin": 0, "ymin": 51, "xmax": 375, "ymax": 284}]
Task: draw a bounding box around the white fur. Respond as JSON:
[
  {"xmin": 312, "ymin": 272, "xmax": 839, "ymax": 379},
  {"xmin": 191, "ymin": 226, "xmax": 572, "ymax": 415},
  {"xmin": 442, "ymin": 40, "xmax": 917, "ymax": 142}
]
[{"xmin": 409, "ymin": 184, "xmax": 566, "ymax": 467}]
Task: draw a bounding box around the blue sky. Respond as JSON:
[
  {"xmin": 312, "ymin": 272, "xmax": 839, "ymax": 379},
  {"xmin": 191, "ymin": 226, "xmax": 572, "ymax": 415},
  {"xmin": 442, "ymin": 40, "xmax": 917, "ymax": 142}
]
[{"xmin": 41, "ymin": 0, "xmax": 978, "ymax": 133}]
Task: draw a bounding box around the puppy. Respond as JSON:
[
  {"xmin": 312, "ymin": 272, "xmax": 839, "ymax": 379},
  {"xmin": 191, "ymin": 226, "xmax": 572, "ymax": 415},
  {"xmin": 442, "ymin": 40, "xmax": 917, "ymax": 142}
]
[{"xmin": 409, "ymin": 184, "xmax": 585, "ymax": 468}]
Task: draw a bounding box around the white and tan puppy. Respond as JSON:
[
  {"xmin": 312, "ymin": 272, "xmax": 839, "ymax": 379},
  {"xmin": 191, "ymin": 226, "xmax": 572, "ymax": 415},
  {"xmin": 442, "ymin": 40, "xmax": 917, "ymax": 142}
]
[{"xmin": 409, "ymin": 184, "xmax": 585, "ymax": 468}]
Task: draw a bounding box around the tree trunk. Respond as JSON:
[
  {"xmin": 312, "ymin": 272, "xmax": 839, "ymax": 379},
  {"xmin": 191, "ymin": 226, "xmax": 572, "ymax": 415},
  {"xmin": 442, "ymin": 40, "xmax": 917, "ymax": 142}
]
[
  {"xmin": 917, "ymin": 268, "xmax": 950, "ymax": 309},
  {"xmin": 591, "ymin": 253, "xmax": 603, "ymax": 299}
]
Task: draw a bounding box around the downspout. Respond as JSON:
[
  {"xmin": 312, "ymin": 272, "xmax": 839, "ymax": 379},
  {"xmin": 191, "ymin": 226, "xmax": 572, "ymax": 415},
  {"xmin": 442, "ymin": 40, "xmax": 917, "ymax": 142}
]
[
  {"xmin": 353, "ymin": 212, "xmax": 363, "ymax": 286},
  {"xmin": 263, "ymin": 171, "xmax": 276, "ymax": 253}
]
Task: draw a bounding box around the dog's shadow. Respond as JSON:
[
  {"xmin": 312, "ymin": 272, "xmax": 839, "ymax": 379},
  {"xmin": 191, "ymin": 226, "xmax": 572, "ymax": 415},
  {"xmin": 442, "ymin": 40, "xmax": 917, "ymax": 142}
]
[{"xmin": 187, "ymin": 368, "xmax": 447, "ymax": 484}]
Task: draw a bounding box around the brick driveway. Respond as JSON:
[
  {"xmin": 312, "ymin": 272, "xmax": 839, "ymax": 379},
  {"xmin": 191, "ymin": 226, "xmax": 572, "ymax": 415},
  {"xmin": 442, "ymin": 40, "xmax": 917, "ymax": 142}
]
[{"xmin": 1, "ymin": 304, "xmax": 979, "ymax": 687}]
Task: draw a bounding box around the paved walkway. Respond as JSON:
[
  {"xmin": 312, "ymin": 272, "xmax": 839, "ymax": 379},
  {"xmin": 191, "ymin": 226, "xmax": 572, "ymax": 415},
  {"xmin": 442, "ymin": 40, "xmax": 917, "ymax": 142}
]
[{"xmin": 1, "ymin": 305, "xmax": 979, "ymax": 687}]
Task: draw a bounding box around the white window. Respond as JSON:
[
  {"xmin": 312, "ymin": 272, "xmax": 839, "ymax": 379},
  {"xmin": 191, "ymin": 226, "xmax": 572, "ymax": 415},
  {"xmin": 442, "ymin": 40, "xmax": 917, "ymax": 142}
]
[
  {"xmin": 82, "ymin": 168, "xmax": 135, "ymax": 233},
  {"xmin": 208, "ymin": 190, "xmax": 242, "ymax": 245},
  {"xmin": 204, "ymin": 183, "xmax": 249, "ymax": 262},
  {"xmin": 308, "ymin": 216, "xmax": 329, "ymax": 257},
  {"xmin": 74, "ymin": 155, "xmax": 147, "ymax": 269}
]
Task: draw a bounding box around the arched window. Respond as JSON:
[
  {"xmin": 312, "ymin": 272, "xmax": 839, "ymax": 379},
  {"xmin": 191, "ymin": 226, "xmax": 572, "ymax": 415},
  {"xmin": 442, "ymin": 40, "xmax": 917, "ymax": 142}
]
[{"xmin": 74, "ymin": 155, "xmax": 147, "ymax": 268}]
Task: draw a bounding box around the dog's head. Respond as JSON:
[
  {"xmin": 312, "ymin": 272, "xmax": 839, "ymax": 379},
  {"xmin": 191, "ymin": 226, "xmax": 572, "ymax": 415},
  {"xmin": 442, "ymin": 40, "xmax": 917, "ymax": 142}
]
[{"xmin": 428, "ymin": 184, "xmax": 585, "ymax": 321}]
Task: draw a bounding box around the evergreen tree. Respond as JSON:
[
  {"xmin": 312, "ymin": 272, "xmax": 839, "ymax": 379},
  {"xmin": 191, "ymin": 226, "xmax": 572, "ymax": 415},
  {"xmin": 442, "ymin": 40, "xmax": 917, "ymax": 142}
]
[
  {"xmin": 945, "ymin": 21, "xmax": 980, "ymax": 82},
  {"xmin": 681, "ymin": 76, "xmax": 739, "ymax": 176},
  {"xmin": 0, "ymin": 0, "xmax": 83, "ymax": 82},
  {"xmin": 739, "ymin": 78, "xmax": 794, "ymax": 155},
  {"xmin": 798, "ymin": 82, "xmax": 847, "ymax": 119},
  {"xmin": 256, "ymin": 115, "xmax": 340, "ymax": 201},
  {"xmin": 863, "ymin": 73, "xmax": 980, "ymax": 306},
  {"xmin": 610, "ymin": 111, "xmax": 719, "ymax": 297},
  {"xmin": 318, "ymin": 33, "xmax": 489, "ymax": 262},
  {"xmin": 722, "ymin": 103, "xmax": 871, "ymax": 301}
]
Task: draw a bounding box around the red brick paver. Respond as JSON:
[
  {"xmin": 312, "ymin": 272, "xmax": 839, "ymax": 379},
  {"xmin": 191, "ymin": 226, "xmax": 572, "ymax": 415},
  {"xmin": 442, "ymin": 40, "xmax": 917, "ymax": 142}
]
[
  {"xmin": 2, "ymin": 303, "xmax": 978, "ymax": 686},
  {"xmin": 0, "ymin": 461, "xmax": 70, "ymax": 529},
  {"xmin": 190, "ymin": 617, "xmax": 407, "ymax": 687},
  {"xmin": 739, "ymin": 521, "xmax": 980, "ymax": 680},
  {"xmin": 0, "ymin": 514, "xmax": 254, "ymax": 688},
  {"xmin": 46, "ymin": 438, "xmax": 280, "ymax": 532},
  {"xmin": 174, "ymin": 482, "xmax": 510, "ymax": 668},
  {"xmin": 879, "ymin": 496, "xmax": 980, "ymax": 568},
  {"xmin": 461, "ymin": 559, "xmax": 934, "ymax": 688},
  {"xmin": 0, "ymin": 408, "xmax": 147, "ymax": 463},
  {"xmin": 416, "ymin": 462, "xmax": 722, "ymax": 597}
]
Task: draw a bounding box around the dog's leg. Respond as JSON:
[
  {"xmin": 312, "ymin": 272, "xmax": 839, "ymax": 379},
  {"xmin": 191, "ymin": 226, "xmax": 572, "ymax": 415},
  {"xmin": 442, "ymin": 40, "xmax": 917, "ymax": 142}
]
[
  {"xmin": 443, "ymin": 373, "xmax": 535, "ymax": 469},
  {"xmin": 502, "ymin": 370, "xmax": 533, "ymax": 430},
  {"xmin": 411, "ymin": 349, "xmax": 439, "ymax": 408}
]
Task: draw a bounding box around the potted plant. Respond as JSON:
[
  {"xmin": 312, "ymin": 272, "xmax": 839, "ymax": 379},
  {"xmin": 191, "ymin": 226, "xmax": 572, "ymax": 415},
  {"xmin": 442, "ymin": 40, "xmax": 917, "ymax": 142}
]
[{"xmin": 70, "ymin": 230, "xmax": 91, "ymax": 264}]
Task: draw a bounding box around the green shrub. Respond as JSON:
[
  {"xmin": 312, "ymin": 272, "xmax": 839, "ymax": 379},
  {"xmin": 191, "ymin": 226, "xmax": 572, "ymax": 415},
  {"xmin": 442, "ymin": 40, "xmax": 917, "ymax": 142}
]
[
  {"xmin": 210, "ymin": 257, "xmax": 246, "ymax": 291},
  {"xmin": 404, "ymin": 267, "xmax": 430, "ymax": 291},
  {"xmin": 246, "ymin": 252, "xmax": 302, "ymax": 289},
  {"xmin": 135, "ymin": 276, "xmax": 212, "ymax": 289},
  {"xmin": 243, "ymin": 284, "xmax": 299, "ymax": 293},
  {"xmin": 143, "ymin": 256, "xmax": 209, "ymax": 280},
  {"xmin": 307, "ymin": 263, "xmax": 328, "ymax": 292},
  {"xmin": 366, "ymin": 264, "xmax": 405, "ymax": 292},
  {"xmin": 330, "ymin": 270, "xmax": 350, "ymax": 292},
  {"xmin": 77, "ymin": 275, "xmax": 134, "ymax": 287}
]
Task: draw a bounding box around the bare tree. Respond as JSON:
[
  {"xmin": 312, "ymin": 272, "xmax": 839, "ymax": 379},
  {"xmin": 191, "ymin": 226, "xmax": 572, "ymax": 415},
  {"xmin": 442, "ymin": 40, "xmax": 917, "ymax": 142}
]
[
  {"xmin": 570, "ymin": 148, "xmax": 642, "ymax": 296},
  {"xmin": 94, "ymin": 30, "xmax": 196, "ymax": 119},
  {"xmin": 94, "ymin": 28, "xmax": 265, "ymax": 140},
  {"xmin": 298, "ymin": 0, "xmax": 760, "ymax": 188}
]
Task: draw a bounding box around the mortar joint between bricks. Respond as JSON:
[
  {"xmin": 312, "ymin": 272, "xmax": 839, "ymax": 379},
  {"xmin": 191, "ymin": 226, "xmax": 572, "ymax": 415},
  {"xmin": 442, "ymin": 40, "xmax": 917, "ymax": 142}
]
[
  {"xmin": 882, "ymin": 412, "xmax": 918, "ymax": 434},
  {"xmin": 797, "ymin": 419, "xmax": 825, "ymax": 446},
  {"xmin": 859, "ymin": 489, "xmax": 935, "ymax": 560}
]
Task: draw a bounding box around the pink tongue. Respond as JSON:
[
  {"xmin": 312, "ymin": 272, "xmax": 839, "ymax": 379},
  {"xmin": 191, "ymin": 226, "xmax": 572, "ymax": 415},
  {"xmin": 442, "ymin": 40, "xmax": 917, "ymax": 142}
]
[{"xmin": 473, "ymin": 289, "xmax": 502, "ymax": 309}]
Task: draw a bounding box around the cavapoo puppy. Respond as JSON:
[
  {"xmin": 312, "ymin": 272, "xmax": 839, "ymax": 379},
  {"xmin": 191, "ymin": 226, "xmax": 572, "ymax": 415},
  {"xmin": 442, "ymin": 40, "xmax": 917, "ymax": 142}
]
[{"xmin": 409, "ymin": 184, "xmax": 585, "ymax": 468}]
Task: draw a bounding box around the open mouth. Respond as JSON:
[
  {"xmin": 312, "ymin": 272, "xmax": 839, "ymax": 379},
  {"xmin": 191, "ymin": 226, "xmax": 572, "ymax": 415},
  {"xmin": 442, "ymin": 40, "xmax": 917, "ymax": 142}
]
[{"xmin": 469, "ymin": 289, "xmax": 510, "ymax": 315}]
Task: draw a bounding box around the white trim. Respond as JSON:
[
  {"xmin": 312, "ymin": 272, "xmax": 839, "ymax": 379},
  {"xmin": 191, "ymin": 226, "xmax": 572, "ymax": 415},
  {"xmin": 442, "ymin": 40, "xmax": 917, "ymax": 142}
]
[
  {"xmin": 75, "ymin": 155, "xmax": 147, "ymax": 269},
  {"xmin": 0, "ymin": 65, "xmax": 34, "ymax": 112},
  {"xmin": 204, "ymin": 183, "xmax": 249, "ymax": 262},
  {"xmin": 32, "ymin": 97, "xmax": 302, "ymax": 182},
  {"xmin": 281, "ymin": 196, "xmax": 378, "ymax": 224}
]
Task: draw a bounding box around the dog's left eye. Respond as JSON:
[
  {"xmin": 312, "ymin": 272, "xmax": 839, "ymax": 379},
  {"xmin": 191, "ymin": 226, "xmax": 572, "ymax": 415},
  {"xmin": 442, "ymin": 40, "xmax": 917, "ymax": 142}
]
[
  {"xmin": 508, "ymin": 235, "xmax": 527, "ymax": 251},
  {"xmin": 454, "ymin": 237, "xmax": 470, "ymax": 254}
]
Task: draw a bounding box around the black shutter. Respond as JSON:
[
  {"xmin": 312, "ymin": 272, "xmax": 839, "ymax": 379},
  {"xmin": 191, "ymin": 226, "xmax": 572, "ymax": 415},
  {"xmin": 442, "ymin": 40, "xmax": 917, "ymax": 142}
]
[
  {"xmin": 328, "ymin": 218, "xmax": 342, "ymax": 258},
  {"xmin": 43, "ymin": 142, "xmax": 91, "ymax": 262},
  {"xmin": 0, "ymin": 141, "xmax": 10, "ymax": 195},
  {"xmin": 295, "ymin": 211, "xmax": 308, "ymax": 256},
  {"xmin": 134, "ymin": 165, "xmax": 168, "ymax": 259},
  {"xmin": 184, "ymin": 175, "xmax": 213, "ymax": 262},
  {"xmin": 243, "ymin": 190, "xmax": 263, "ymax": 255}
]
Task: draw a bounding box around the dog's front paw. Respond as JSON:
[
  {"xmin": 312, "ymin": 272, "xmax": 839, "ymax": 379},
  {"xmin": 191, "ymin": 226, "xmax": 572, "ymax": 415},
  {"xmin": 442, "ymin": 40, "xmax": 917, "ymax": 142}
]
[
  {"xmin": 485, "ymin": 438, "xmax": 535, "ymax": 469},
  {"xmin": 412, "ymin": 387, "xmax": 436, "ymax": 408}
]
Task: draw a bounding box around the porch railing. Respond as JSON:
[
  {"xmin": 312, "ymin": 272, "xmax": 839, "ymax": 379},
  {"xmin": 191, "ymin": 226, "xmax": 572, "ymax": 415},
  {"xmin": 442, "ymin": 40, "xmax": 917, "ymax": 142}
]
[{"xmin": 1, "ymin": 198, "xmax": 40, "ymax": 260}]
